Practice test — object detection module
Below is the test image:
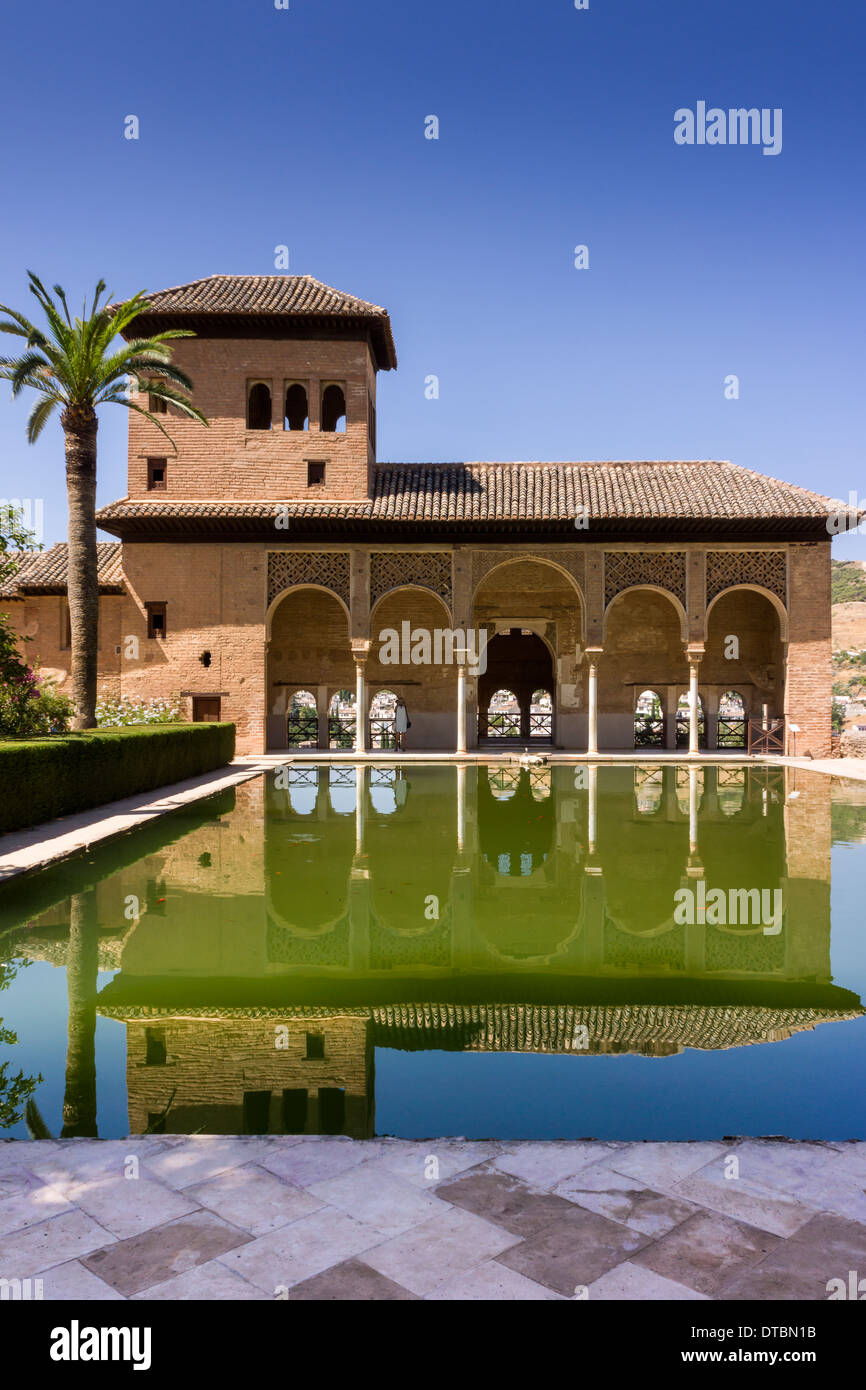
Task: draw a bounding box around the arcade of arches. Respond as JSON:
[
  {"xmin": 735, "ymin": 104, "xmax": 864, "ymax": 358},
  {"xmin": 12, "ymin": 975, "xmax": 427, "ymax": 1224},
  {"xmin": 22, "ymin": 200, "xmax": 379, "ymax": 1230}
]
[{"xmin": 265, "ymin": 543, "xmax": 816, "ymax": 755}]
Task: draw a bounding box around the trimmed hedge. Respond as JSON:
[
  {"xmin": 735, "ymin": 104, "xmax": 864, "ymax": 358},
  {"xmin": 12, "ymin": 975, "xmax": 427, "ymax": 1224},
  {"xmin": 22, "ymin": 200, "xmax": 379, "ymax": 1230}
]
[{"xmin": 0, "ymin": 723, "xmax": 235, "ymax": 833}]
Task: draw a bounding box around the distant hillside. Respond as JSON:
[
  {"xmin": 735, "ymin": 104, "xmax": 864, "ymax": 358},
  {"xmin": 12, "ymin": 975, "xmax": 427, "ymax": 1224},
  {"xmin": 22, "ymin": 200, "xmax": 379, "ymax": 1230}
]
[
  {"xmin": 832, "ymin": 559, "xmax": 866, "ymax": 604},
  {"xmin": 832, "ymin": 562, "xmax": 866, "ymax": 699}
]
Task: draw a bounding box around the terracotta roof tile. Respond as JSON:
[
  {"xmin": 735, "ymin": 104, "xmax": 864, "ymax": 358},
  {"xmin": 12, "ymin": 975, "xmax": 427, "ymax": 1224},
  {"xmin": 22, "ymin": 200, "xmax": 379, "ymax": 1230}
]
[
  {"xmin": 0, "ymin": 543, "xmax": 124, "ymax": 599},
  {"xmin": 123, "ymin": 274, "xmax": 397, "ymax": 369},
  {"xmin": 95, "ymin": 461, "xmax": 834, "ymax": 532}
]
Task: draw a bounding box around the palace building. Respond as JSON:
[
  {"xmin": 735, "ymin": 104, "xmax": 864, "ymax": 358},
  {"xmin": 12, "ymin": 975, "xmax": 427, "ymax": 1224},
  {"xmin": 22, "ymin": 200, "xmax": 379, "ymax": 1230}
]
[{"xmin": 0, "ymin": 274, "xmax": 834, "ymax": 756}]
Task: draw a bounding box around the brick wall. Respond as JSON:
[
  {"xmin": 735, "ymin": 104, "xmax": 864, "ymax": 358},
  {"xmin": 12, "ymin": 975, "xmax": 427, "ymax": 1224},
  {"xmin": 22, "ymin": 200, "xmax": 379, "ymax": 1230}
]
[{"xmin": 127, "ymin": 335, "xmax": 376, "ymax": 502}]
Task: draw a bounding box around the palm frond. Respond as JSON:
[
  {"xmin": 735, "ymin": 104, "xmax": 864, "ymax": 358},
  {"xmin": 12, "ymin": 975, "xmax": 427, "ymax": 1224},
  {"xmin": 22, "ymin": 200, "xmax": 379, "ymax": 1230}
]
[{"xmin": 26, "ymin": 394, "xmax": 58, "ymax": 442}]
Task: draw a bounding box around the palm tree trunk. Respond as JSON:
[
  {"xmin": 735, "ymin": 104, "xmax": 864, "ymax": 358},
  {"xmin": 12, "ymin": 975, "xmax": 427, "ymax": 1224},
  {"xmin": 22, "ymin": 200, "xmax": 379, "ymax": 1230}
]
[
  {"xmin": 61, "ymin": 890, "xmax": 99, "ymax": 1138},
  {"xmin": 62, "ymin": 405, "xmax": 99, "ymax": 729}
]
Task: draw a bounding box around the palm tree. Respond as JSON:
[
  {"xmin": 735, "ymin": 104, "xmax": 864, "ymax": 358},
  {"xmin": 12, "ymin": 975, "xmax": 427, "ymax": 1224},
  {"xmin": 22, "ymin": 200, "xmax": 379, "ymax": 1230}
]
[{"xmin": 0, "ymin": 273, "xmax": 207, "ymax": 727}]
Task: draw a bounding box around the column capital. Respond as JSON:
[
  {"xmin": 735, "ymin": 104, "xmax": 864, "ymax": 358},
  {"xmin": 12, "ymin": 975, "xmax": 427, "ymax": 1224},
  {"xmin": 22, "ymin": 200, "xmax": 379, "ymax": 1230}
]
[
  {"xmin": 351, "ymin": 638, "xmax": 372, "ymax": 664},
  {"xmin": 685, "ymin": 643, "xmax": 705, "ymax": 666}
]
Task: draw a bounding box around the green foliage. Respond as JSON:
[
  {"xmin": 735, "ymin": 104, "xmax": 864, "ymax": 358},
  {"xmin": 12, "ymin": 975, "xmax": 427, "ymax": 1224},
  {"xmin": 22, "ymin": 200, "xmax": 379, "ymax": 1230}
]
[
  {"xmin": 0, "ymin": 615, "xmax": 71, "ymax": 735},
  {"xmin": 831, "ymin": 560, "xmax": 866, "ymax": 604},
  {"xmin": 0, "ymin": 958, "xmax": 42, "ymax": 1130},
  {"xmin": 0, "ymin": 502, "xmax": 40, "ymax": 586},
  {"xmin": 95, "ymin": 695, "xmax": 182, "ymax": 726},
  {"xmin": 0, "ymin": 273, "xmax": 208, "ymax": 445},
  {"xmin": 0, "ymin": 723, "xmax": 235, "ymax": 832}
]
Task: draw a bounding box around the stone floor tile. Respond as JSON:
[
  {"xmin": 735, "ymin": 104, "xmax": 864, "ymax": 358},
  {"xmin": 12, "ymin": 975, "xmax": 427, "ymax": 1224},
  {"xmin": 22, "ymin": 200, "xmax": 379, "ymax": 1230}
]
[
  {"xmin": 306, "ymin": 1161, "xmax": 451, "ymax": 1238},
  {"xmin": 436, "ymin": 1168, "xmax": 583, "ymax": 1238},
  {"xmin": 426, "ymin": 1259, "xmax": 564, "ymax": 1300},
  {"xmin": 496, "ymin": 1205, "xmax": 651, "ymax": 1296},
  {"xmin": 631, "ymin": 1209, "xmax": 779, "ymax": 1297},
  {"xmin": 38, "ymin": 1259, "xmax": 127, "ymax": 1301},
  {"xmin": 731, "ymin": 1141, "xmax": 866, "ymax": 1224},
  {"xmin": 185, "ymin": 1164, "xmax": 323, "ymax": 1236},
  {"xmin": 493, "ymin": 1142, "xmax": 621, "ymax": 1191},
  {"xmin": 721, "ymin": 1213, "xmax": 866, "ymax": 1300},
  {"xmin": 605, "ymin": 1141, "xmax": 731, "ymax": 1189},
  {"xmin": 66, "ymin": 1172, "xmax": 201, "ymax": 1240},
  {"xmin": 0, "ymin": 1142, "xmax": 61, "ymax": 1174},
  {"xmin": 555, "ymin": 1166, "xmax": 701, "ymax": 1237},
  {"xmin": 375, "ymin": 1141, "xmax": 500, "ymax": 1189},
  {"xmin": 140, "ymin": 1138, "xmax": 273, "ymax": 1191},
  {"xmin": 673, "ymin": 1162, "xmax": 816, "ymax": 1237},
  {"xmin": 81, "ymin": 1209, "xmax": 252, "ymax": 1297},
  {"xmin": 258, "ymin": 1139, "xmax": 388, "ymax": 1189},
  {"xmin": 586, "ymin": 1260, "xmax": 708, "ymax": 1301},
  {"xmin": 0, "ymin": 1209, "xmax": 115, "ymax": 1279},
  {"xmin": 133, "ymin": 1260, "xmax": 270, "ymax": 1301},
  {"xmin": 360, "ymin": 1207, "xmax": 522, "ymax": 1296},
  {"xmin": 0, "ymin": 1170, "xmax": 72, "ymax": 1236},
  {"xmin": 218, "ymin": 1207, "xmax": 384, "ymax": 1293},
  {"xmin": 288, "ymin": 1257, "xmax": 419, "ymax": 1300}
]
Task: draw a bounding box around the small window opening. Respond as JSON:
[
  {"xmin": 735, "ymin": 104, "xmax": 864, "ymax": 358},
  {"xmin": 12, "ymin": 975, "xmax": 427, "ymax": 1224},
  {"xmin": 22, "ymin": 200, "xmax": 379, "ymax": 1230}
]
[
  {"xmin": 320, "ymin": 384, "xmax": 346, "ymax": 433},
  {"xmin": 307, "ymin": 461, "xmax": 326, "ymax": 487},
  {"xmin": 247, "ymin": 381, "xmax": 272, "ymax": 430},
  {"xmin": 146, "ymin": 601, "xmax": 167, "ymax": 639},
  {"xmin": 305, "ymin": 1033, "xmax": 325, "ymax": 1060},
  {"xmin": 145, "ymin": 1028, "xmax": 167, "ymax": 1066},
  {"xmin": 284, "ymin": 383, "xmax": 309, "ymax": 431},
  {"xmin": 148, "ymin": 392, "xmax": 168, "ymax": 415},
  {"xmin": 147, "ymin": 458, "xmax": 167, "ymax": 490}
]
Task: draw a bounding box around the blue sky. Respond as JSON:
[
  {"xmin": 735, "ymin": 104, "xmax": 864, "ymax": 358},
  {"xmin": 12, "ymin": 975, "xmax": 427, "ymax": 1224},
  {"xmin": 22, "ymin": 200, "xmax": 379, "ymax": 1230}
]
[{"xmin": 1, "ymin": 0, "xmax": 864, "ymax": 552}]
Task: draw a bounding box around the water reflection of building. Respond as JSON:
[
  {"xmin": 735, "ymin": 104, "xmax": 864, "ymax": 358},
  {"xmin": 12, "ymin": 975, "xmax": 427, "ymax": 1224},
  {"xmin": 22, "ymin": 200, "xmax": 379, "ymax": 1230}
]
[{"xmin": 2, "ymin": 763, "xmax": 860, "ymax": 1139}]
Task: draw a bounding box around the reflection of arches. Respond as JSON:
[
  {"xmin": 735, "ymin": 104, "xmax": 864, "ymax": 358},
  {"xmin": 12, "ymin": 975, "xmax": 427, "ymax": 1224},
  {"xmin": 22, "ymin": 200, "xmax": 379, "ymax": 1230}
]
[
  {"xmin": 603, "ymin": 585, "xmax": 688, "ymax": 644},
  {"xmin": 478, "ymin": 634, "xmax": 555, "ymax": 741},
  {"xmin": 478, "ymin": 767, "xmax": 554, "ymax": 877},
  {"xmin": 634, "ymin": 688, "xmax": 664, "ymax": 748}
]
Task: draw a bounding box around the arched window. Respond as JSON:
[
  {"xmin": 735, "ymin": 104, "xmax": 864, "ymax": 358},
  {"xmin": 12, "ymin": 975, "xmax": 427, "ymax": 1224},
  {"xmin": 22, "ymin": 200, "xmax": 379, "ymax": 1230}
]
[
  {"xmin": 369, "ymin": 689, "xmax": 398, "ymax": 749},
  {"xmin": 288, "ymin": 690, "xmax": 317, "ymax": 748},
  {"xmin": 718, "ymin": 690, "xmax": 747, "ymax": 749},
  {"xmin": 321, "ymin": 383, "xmax": 347, "ymax": 433},
  {"xmin": 284, "ymin": 383, "xmax": 309, "ymax": 431},
  {"xmin": 675, "ymin": 691, "xmax": 706, "ymax": 749},
  {"xmin": 530, "ymin": 689, "xmax": 553, "ymax": 740},
  {"xmin": 486, "ymin": 689, "xmax": 520, "ymax": 739},
  {"xmin": 328, "ymin": 689, "xmax": 356, "ymax": 749},
  {"xmin": 247, "ymin": 381, "xmax": 272, "ymax": 430},
  {"xmin": 634, "ymin": 689, "xmax": 664, "ymax": 748}
]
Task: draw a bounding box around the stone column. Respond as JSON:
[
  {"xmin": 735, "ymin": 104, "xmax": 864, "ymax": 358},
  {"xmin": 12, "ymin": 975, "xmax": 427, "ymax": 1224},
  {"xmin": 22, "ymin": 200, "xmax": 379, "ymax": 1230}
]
[
  {"xmin": 456, "ymin": 663, "xmax": 467, "ymax": 754},
  {"xmin": 686, "ymin": 646, "xmax": 704, "ymax": 756},
  {"xmin": 457, "ymin": 763, "xmax": 466, "ymax": 853},
  {"xmin": 354, "ymin": 661, "xmax": 367, "ymax": 753},
  {"xmin": 587, "ymin": 760, "xmax": 598, "ymax": 856},
  {"xmin": 585, "ymin": 646, "xmax": 602, "ymax": 755}
]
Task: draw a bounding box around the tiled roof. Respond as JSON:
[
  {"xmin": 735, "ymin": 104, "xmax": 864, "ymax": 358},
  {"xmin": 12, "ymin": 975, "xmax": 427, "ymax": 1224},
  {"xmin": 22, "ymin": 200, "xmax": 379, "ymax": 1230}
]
[
  {"xmin": 124, "ymin": 274, "xmax": 397, "ymax": 370},
  {"xmin": 94, "ymin": 461, "xmax": 835, "ymax": 535},
  {"xmin": 0, "ymin": 543, "xmax": 124, "ymax": 599}
]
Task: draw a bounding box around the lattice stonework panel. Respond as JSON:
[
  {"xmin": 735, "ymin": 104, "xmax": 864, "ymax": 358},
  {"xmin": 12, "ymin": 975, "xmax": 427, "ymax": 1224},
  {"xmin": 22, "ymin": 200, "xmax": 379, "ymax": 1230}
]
[
  {"xmin": 268, "ymin": 551, "xmax": 351, "ymax": 607},
  {"xmin": 370, "ymin": 552, "xmax": 453, "ymax": 609},
  {"xmin": 604, "ymin": 552, "xmax": 686, "ymax": 608},
  {"xmin": 706, "ymin": 551, "xmax": 786, "ymax": 605}
]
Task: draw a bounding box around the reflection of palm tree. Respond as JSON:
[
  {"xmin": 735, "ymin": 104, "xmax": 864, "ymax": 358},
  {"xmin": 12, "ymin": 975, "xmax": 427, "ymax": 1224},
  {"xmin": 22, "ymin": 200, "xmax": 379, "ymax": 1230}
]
[{"xmin": 61, "ymin": 891, "xmax": 98, "ymax": 1137}]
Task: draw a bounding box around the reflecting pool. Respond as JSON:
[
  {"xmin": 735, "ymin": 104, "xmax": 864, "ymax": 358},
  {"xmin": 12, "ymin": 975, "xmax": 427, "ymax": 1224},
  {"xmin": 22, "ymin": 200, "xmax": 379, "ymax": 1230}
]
[{"xmin": 1, "ymin": 763, "xmax": 866, "ymax": 1140}]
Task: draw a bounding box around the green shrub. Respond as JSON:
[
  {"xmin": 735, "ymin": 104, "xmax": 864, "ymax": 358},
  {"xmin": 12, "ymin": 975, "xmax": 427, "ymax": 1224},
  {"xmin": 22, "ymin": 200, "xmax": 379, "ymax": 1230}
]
[{"xmin": 0, "ymin": 723, "xmax": 235, "ymax": 833}]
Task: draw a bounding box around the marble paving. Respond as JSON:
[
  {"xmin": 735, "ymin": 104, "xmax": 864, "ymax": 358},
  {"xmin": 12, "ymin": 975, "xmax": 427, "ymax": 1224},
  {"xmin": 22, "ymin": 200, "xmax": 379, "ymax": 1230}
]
[{"xmin": 1, "ymin": 1136, "xmax": 865, "ymax": 1301}]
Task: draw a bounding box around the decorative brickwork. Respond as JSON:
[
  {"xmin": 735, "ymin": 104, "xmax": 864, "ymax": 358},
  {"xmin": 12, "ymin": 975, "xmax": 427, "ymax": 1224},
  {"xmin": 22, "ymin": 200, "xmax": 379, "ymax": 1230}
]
[
  {"xmin": 706, "ymin": 550, "xmax": 787, "ymax": 605},
  {"xmin": 370, "ymin": 551, "xmax": 452, "ymax": 609},
  {"xmin": 268, "ymin": 551, "xmax": 351, "ymax": 608},
  {"xmin": 604, "ymin": 551, "xmax": 686, "ymax": 608}
]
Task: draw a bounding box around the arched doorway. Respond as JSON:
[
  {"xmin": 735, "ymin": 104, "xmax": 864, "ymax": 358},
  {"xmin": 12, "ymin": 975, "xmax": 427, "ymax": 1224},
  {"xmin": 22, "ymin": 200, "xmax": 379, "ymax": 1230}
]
[
  {"xmin": 478, "ymin": 631, "xmax": 555, "ymax": 743},
  {"xmin": 634, "ymin": 689, "xmax": 664, "ymax": 748},
  {"xmin": 718, "ymin": 690, "xmax": 747, "ymax": 749},
  {"xmin": 328, "ymin": 690, "xmax": 356, "ymax": 748},
  {"xmin": 369, "ymin": 689, "xmax": 398, "ymax": 748},
  {"xmin": 288, "ymin": 689, "xmax": 317, "ymax": 748}
]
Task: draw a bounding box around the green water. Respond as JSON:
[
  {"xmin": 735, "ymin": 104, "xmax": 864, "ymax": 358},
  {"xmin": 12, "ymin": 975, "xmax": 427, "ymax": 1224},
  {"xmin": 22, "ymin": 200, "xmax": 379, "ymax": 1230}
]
[{"xmin": 1, "ymin": 762, "xmax": 865, "ymax": 1140}]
